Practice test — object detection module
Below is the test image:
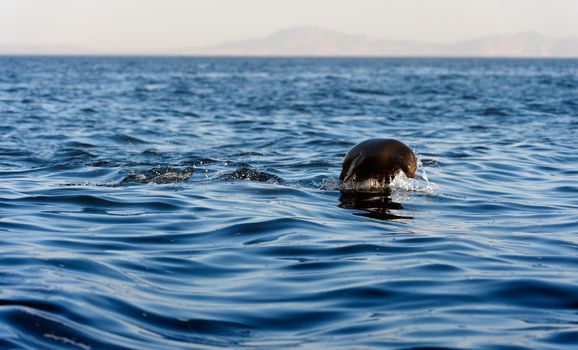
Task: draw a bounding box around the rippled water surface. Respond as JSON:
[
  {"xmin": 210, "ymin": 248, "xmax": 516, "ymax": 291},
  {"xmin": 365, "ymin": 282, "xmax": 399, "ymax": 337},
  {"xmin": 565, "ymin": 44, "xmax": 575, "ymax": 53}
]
[{"xmin": 1, "ymin": 57, "xmax": 578, "ymax": 349}]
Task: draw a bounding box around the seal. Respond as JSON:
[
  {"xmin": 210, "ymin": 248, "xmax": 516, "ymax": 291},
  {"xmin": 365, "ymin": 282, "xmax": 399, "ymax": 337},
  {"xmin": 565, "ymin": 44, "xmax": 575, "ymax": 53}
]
[{"xmin": 340, "ymin": 138, "xmax": 416, "ymax": 189}]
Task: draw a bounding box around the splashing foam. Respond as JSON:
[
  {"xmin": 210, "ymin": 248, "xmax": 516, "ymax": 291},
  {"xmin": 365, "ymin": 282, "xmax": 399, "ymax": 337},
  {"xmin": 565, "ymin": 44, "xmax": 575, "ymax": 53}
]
[
  {"xmin": 390, "ymin": 159, "xmax": 435, "ymax": 194},
  {"xmin": 318, "ymin": 177, "xmax": 341, "ymax": 191},
  {"xmin": 339, "ymin": 159, "xmax": 435, "ymax": 194}
]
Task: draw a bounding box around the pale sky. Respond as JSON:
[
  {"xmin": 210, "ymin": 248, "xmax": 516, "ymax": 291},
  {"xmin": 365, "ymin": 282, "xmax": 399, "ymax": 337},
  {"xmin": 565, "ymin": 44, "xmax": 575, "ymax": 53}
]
[{"xmin": 1, "ymin": 0, "xmax": 577, "ymax": 52}]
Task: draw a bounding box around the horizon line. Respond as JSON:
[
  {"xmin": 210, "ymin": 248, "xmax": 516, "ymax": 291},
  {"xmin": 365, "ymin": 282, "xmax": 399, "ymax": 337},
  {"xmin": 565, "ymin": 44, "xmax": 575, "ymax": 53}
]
[{"xmin": 2, "ymin": 54, "xmax": 578, "ymax": 59}]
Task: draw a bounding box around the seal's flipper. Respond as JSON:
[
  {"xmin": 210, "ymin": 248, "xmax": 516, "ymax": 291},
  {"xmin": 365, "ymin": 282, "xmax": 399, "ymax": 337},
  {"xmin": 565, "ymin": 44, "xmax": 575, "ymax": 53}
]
[{"xmin": 342, "ymin": 154, "xmax": 363, "ymax": 183}]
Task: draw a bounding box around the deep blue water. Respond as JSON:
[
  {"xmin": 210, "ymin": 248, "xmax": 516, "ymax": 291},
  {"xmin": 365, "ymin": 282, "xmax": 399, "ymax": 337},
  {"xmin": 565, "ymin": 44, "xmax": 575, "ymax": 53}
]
[{"xmin": 1, "ymin": 56, "xmax": 578, "ymax": 349}]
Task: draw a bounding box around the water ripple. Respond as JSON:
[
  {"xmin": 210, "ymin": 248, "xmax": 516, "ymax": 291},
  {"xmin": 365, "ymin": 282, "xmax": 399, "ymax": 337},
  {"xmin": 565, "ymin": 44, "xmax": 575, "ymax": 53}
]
[{"xmin": 1, "ymin": 57, "xmax": 577, "ymax": 349}]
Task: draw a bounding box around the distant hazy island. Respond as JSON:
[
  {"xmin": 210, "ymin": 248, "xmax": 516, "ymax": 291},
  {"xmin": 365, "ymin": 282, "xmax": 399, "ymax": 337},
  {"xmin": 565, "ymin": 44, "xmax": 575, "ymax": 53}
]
[{"xmin": 2, "ymin": 26, "xmax": 578, "ymax": 57}]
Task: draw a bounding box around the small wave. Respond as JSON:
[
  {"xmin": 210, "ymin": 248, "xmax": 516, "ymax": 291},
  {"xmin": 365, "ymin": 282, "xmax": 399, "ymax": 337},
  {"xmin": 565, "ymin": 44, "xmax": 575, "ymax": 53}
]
[
  {"xmin": 15, "ymin": 193, "xmax": 182, "ymax": 211},
  {"xmin": 89, "ymin": 160, "xmax": 122, "ymax": 168},
  {"xmin": 482, "ymin": 107, "xmax": 509, "ymax": 116},
  {"xmin": 179, "ymin": 158, "xmax": 217, "ymax": 167},
  {"xmin": 62, "ymin": 141, "xmax": 95, "ymax": 149},
  {"xmin": 218, "ymin": 164, "xmax": 283, "ymax": 184},
  {"xmin": 55, "ymin": 149, "xmax": 97, "ymax": 160},
  {"xmin": 109, "ymin": 134, "xmax": 148, "ymax": 145},
  {"xmin": 0, "ymin": 148, "xmax": 32, "ymax": 157},
  {"xmin": 120, "ymin": 166, "xmax": 194, "ymax": 185},
  {"xmin": 349, "ymin": 88, "xmax": 390, "ymax": 96}
]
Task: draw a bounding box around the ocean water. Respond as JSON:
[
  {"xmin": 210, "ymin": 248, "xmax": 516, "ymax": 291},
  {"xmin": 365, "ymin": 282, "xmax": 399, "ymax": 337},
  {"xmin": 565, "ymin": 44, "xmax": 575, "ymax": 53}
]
[{"xmin": 0, "ymin": 56, "xmax": 577, "ymax": 350}]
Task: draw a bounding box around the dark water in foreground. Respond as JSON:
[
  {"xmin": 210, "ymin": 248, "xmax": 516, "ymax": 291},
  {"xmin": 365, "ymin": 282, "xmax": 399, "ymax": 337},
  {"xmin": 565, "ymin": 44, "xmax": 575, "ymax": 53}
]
[{"xmin": 1, "ymin": 56, "xmax": 578, "ymax": 349}]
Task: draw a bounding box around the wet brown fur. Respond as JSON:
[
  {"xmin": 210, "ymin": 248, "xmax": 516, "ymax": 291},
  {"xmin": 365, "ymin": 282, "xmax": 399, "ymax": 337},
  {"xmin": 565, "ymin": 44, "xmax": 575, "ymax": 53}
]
[{"xmin": 340, "ymin": 139, "xmax": 416, "ymax": 185}]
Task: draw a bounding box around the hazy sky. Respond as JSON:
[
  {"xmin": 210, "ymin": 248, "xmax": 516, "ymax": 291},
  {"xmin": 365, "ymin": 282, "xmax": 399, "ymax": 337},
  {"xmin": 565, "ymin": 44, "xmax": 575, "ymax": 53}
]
[{"xmin": 1, "ymin": 0, "xmax": 577, "ymax": 52}]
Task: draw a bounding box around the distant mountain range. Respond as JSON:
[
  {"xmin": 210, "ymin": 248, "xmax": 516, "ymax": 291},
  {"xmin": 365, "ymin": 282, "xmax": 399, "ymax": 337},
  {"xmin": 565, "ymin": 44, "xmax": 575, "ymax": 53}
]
[
  {"xmin": 3, "ymin": 26, "xmax": 578, "ymax": 57},
  {"xmin": 184, "ymin": 26, "xmax": 578, "ymax": 57}
]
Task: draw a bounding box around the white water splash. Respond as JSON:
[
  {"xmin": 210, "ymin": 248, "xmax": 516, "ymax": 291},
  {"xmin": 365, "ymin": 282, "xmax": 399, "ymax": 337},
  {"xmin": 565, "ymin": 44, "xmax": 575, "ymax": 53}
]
[
  {"xmin": 338, "ymin": 158, "xmax": 436, "ymax": 194},
  {"xmin": 390, "ymin": 159, "xmax": 436, "ymax": 194},
  {"xmin": 317, "ymin": 177, "xmax": 341, "ymax": 191},
  {"xmin": 339, "ymin": 177, "xmax": 390, "ymax": 193}
]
